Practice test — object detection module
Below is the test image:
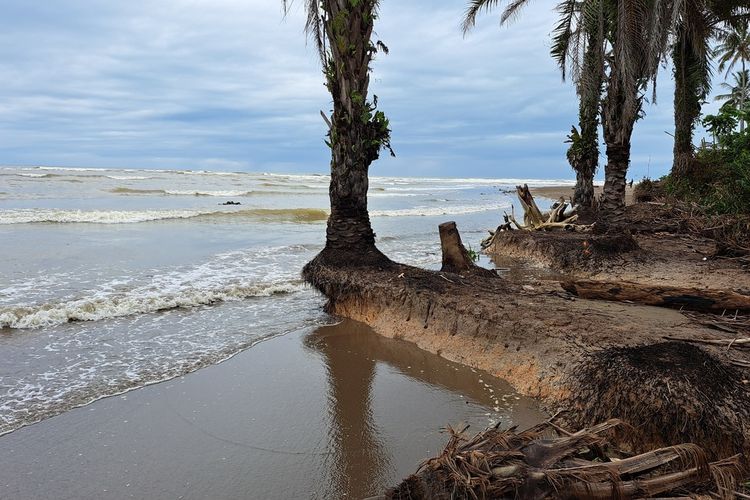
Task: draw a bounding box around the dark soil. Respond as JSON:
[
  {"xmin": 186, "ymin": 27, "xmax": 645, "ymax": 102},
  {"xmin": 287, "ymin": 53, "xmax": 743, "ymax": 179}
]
[{"xmin": 485, "ymin": 229, "xmax": 641, "ymax": 270}]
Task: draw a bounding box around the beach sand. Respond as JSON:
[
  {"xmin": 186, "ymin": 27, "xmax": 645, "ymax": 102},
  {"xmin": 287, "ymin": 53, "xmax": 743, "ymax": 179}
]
[
  {"xmin": 0, "ymin": 320, "xmax": 545, "ymax": 499},
  {"xmin": 531, "ymin": 185, "xmax": 635, "ymax": 206}
]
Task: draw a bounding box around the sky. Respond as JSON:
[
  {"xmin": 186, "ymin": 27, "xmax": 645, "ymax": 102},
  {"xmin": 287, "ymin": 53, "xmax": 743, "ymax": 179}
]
[{"xmin": 0, "ymin": 0, "xmax": 728, "ymax": 180}]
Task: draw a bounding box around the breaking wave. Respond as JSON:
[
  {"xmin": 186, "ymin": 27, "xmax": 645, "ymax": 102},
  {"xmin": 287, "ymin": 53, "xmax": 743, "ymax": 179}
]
[
  {"xmin": 109, "ymin": 187, "xmax": 256, "ymax": 197},
  {"xmin": 106, "ymin": 175, "xmax": 153, "ymax": 180},
  {"xmin": 0, "ymin": 281, "xmax": 303, "ymax": 329},
  {"xmin": 371, "ymin": 203, "xmax": 509, "ymax": 217},
  {"xmin": 0, "ymin": 208, "xmax": 329, "ymax": 225}
]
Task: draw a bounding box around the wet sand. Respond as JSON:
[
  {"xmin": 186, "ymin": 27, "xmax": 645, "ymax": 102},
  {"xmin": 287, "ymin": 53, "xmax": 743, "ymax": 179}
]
[
  {"xmin": 0, "ymin": 320, "xmax": 545, "ymax": 499},
  {"xmin": 531, "ymin": 184, "xmax": 635, "ymax": 205}
]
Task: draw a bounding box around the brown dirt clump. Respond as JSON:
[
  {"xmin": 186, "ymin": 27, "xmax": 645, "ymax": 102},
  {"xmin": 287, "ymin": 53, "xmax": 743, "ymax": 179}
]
[
  {"xmin": 484, "ymin": 230, "xmax": 641, "ymax": 271},
  {"xmin": 632, "ymin": 179, "xmax": 666, "ymax": 203}
]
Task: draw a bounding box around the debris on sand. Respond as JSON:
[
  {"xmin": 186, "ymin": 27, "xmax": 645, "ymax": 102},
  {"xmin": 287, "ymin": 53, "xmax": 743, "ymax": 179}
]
[{"xmin": 385, "ymin": 418, "xmax": 744, "ymax": 500}]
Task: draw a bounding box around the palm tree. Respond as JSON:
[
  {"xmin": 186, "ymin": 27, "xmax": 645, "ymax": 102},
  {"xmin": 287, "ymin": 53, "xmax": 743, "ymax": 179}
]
[
  {"xmin": 554, "ymin": 0, "xmax": 606, "ymax": 208},
  {"xmin": 715, "ymin": 69, "xmax": 750, "ymax": 129},
  {"xmin": 466, "ymin": 0, "xmax": 682, "ymax": 212},
  {"xmin": 670, "ymin": 2, "xmax": 749, "ymax": 179},
  {"xmin": 670, "ymin": 0, "xmax": 714, "ymax": 180},
  {"xmin": 715, "ymin": 20, "xmax": 750, "ymax": 131},
  {"xmin": 463, "ymin": 0, "xmax": 606, "ymax": 208},
  {"xmin": 283, "ymin": 1, "xmax": 394, "ymax": 268},
  {"xmin": 599, "ymin": 2, "xmax": 685, "ymax": 212}
]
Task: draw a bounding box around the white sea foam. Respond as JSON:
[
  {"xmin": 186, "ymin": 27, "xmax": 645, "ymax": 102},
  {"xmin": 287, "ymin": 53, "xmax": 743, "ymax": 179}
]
[
  {"xmin": 0, "ymin": 281, "xmax": 302, "ymax": 329},
  {"xmin": 106, "ymin": 175, "xmax": 152, "ymax": 180},
  {"xmin": 163, "ymin": 189, "xmax": 253, "ymax": 197},
  {"xmin": 0, "ymin": 242, "xmax": 317, "ymax": 330},
  {"xmin": 371, "ymin": 203, "xmax": 509, "ymax": 217},
  {"xmin": 0, "ymin": 207, "xmax": 329, "ymax": 225},
  {"xmin": 0, "ymin": 208, "xmax": 210, "ymax": 224}
]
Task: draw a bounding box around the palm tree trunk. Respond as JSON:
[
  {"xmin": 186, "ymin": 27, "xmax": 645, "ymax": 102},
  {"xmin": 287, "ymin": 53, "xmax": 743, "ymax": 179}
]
[
  {"xmin": 316, "ymin": 1, "xmax": 389, "ymax": 267},
  {"xmin": 741, "ymin": 60, "xmax": 746, "ymax": 133},
  {"xmin": 572, "ymin": 40, "xmax": 603, "ymax": 208},
  {"xmin": 671, "ymin": 28, "xmax": 703, "ymax": 181},
  {"xmin": 601, "ymin": 74, "xmax": 637, "ymax": 213}
]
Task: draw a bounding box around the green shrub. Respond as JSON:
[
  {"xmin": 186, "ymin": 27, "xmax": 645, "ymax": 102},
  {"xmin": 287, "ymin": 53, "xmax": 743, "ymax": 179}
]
[{"xmin": 666, "ymin": 118, "xmax": 750, "ymax": 215}]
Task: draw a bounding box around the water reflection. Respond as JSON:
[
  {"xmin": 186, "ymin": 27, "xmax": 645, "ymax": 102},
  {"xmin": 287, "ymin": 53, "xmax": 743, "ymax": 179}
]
[
  {"xmin": 306, "ymin": 323, "xmax": 389, "ymax": 497},
  {"xmin": 304, "ymin": 320, "xmax": 546, "ymax": 498}
]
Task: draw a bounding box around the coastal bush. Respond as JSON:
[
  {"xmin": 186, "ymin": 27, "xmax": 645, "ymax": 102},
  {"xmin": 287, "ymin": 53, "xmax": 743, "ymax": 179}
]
[{"xmin": 665, "ymin": 107, "xmax": 750, "ymax": 215}]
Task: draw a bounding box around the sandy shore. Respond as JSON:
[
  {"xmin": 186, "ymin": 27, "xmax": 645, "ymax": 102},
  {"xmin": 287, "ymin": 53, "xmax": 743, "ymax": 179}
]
[
  {"xmin": 0, "ymin": 320, "xmax": 544, "ymax": 499},
  {"xmin": 531, "ymin": 184, "xmax": 635, "ymax": 206}
]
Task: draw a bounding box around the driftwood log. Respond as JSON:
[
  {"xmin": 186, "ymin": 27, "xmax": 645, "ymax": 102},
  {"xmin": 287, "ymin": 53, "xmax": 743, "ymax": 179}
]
[
  {"xmin": 483, "ymin": 185, "xmax": 591, "ymax": 249},
  {"xmin": 385, "ymin": 418, "xmax": 744, "ymax": 499},
  {"xmin": 562, "ymin": 279, "xmax": 750, "ymax": 313},
  {"xmin": 511, "ymin": 184, "xmax": 583, "ymax": 231}
]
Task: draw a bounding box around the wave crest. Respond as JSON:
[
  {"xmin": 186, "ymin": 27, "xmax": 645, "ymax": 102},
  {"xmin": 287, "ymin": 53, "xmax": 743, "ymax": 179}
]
[
  {"xmin": 0, "ymin": 208, "xmax": 329, "ymax": 225},
  {"xmin": 0, "ymin": 281, "xmax": 303, "ymax": 329}
]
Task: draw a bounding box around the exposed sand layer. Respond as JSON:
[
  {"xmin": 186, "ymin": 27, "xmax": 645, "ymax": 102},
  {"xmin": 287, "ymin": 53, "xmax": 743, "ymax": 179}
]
[
  {"xmin": 0, "ymin": 322, "xmax": 544, "ymax": 500},
  {"xmin": 305, "ymin": 260, "xmax": 750, "ymax": 460}
]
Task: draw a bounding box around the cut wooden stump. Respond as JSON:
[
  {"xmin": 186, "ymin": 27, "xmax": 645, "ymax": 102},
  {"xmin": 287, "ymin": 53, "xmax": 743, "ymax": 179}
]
[
  {"xmin": 438, "ymin": 222, "xmax": 495, "ymax": 278},
  {"xmin": 439, "ymin": 221, "xmax": 475, "ymax": 274},
  {"xmin": 561, "ymin": 279, "xmax": 750, "ymax": 313},
  {"xmin": 385, "ymin": 419, "xmax": 744, "ymax": 499}
]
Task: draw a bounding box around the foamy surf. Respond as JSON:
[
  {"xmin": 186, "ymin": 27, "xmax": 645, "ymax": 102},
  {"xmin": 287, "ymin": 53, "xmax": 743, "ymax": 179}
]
[
  {"xmin": 106, "ymin": 175, "xmax": 153, "ymax": 180},
  {"xmin": 110, "ymin": 187, "xmax": 258, "ymax": 197},
  {"xmin": 0, "ymin": 281, "xmax": 303, "ymax": 329},
  {"xmin": 0, "ymin": 208, "xmax": 329, "ymax": 225},
  {"xmin": 371, "ymin": 203, "xmax": 510, "ymax": 217}
]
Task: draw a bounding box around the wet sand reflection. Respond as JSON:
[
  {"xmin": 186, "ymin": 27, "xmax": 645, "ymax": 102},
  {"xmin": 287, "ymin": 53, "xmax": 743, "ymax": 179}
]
[{"xmin": 304, "ymin": 320, "xmax": 545, "ymax": 498}]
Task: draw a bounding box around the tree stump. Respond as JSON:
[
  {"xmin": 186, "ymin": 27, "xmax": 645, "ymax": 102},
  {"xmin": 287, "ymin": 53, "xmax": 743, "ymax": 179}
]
[{"xmin": 439, "ymin": 222, "xmax": 476, "ymax": 274}]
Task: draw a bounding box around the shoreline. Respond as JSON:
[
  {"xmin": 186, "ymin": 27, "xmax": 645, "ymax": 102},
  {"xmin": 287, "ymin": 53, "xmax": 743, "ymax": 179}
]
[{"xmin": 0, "ymin": 320, "xmax": 544, "ymax": 499}]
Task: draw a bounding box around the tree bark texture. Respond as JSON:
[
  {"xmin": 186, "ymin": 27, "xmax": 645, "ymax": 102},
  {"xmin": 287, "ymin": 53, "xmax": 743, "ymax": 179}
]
[
  {"xmin": 319, "ymin": 1, "xmax": 389, "ymax": 264},
  {"xmin": 601, "ymin": 74, "xmax": 636, "ymax": 213},
  {"xmin": 571, "ymin": 38, "xmax": 603, "ymax": 208},
  {"xmin": 562, "ymin": 279, "xmax": 750, "ymax": 312},
  {"xmin": 439, "ymin": 222, "xmax": 475, "ymax": 274},
  {"xmin": 671, "ymin": 26, "xmax": 703, "ymax": 181}
]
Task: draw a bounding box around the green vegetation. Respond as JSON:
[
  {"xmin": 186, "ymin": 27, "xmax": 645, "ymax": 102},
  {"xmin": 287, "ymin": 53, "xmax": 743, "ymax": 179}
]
[
  {"xmin": 464, "ymin": 0, "xmax": 748, "ymax": 214},
  {"xmin": 466, "ymin": 245, "xmax": 480, "ymax": 263},
  {"xmin": 666, "ymin": 105, "xmax": 750, "ymax": 214},
  {"xmin": 663, "ymin": 16, "xmax": 750, "ymax": 215}
]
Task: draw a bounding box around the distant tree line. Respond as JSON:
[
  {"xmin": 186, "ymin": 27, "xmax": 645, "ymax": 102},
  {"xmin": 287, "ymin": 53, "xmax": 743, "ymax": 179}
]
[{"xmin": 465, "ymin": 0, "xmax": 749, "ymax": 214}]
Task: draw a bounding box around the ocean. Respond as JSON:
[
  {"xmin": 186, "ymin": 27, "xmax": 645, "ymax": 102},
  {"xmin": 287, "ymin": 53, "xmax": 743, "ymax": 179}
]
[{"xmin": 0, "ymin": 165, "xmax": 571, "ymax": 437}]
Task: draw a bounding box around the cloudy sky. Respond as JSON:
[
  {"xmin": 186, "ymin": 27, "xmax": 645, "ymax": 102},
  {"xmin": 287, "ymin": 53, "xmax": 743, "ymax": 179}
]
[{"xmin": 0, "ymin": 1, "xmax": 724, "ymax": 180}]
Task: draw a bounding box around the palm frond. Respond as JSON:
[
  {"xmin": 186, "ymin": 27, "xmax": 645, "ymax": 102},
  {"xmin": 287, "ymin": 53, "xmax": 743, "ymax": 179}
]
[
  {"xmin": 500, "ymin": 0, "xmax": 534, "ymax": 26},
  {"xmin": 462, "ymin": 0, "xmax": 504, "ymax": 33}
]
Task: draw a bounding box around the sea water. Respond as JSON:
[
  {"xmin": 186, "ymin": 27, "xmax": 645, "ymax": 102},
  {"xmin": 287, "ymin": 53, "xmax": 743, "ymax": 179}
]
[{"xmin": 0, "ymin": 166, "xmax": 570, "ymax": 435}]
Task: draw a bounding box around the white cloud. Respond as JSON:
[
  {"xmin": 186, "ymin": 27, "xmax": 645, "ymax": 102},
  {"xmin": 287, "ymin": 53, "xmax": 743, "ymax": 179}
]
[{"xmin": 0, "ymin": 0, "xmax": 721, "ymax": 179}]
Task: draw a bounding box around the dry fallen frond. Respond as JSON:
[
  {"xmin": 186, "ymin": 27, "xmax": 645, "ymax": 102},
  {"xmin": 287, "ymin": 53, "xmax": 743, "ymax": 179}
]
[{"xmin": 386, "ymin": 418, "xmax": 746, "ymax": 500}]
